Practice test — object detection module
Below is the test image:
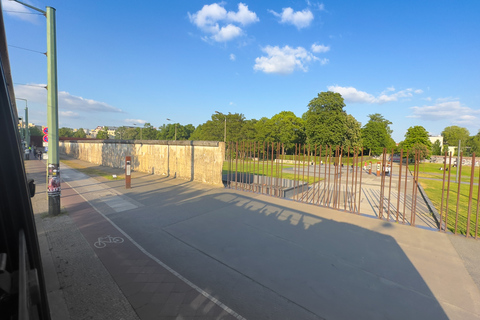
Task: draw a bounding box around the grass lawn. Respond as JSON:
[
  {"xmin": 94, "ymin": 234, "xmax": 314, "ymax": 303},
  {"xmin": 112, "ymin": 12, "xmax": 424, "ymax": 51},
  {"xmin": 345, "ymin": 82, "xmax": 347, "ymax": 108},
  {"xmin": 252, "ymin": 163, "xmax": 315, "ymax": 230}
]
[
  {"xmin": 419, "ymin": 178, "xmax": 479, "ymax": 237},
  {"xmin": 61, "ymin": 159, "xmax": 125, "ymax": 180},
  {"xmin": 222, "ymin": 160, "xmax": 322, "ymax": 184},
  {"xmin": 410, "ymin": 162, "xmax": 480, "ymax": 181}
]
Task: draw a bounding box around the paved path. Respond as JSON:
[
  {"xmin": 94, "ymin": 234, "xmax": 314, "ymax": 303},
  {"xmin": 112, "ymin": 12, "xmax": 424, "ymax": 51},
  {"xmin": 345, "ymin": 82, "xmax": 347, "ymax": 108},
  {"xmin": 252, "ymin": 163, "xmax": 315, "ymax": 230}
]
[{"xmin": 26, "ymin": 157, "xmax": 480, "ymax": 320}]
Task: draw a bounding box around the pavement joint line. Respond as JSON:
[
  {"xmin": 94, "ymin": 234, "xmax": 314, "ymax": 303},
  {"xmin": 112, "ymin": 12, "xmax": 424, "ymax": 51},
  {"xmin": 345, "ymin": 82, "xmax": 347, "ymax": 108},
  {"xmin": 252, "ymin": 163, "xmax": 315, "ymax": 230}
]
[{"xmin": 62, "ymin": 177, "xmax": 247, "ymax": 320}]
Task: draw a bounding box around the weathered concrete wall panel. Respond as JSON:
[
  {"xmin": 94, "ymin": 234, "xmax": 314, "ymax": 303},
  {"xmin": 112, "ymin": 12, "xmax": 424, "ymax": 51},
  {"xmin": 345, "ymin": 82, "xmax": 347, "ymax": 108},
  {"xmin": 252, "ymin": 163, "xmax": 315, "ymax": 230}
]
[{"xmin": 59, "ymin": 140, "xmax": 224, "ymax": 186}]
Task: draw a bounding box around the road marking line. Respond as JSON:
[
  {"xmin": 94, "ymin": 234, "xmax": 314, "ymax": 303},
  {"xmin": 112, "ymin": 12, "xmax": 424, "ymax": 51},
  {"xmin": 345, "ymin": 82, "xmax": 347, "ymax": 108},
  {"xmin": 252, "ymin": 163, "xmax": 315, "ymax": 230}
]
[{"xmin": 64, "ymin": 179, "xmax": 246, "ymax": 320}]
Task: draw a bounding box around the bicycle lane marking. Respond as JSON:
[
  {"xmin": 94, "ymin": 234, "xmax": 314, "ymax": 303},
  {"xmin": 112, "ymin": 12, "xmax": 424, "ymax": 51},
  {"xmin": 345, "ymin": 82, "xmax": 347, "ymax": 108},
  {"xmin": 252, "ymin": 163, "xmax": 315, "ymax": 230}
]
[{"xmin": 61, "ymin": 176, "xmax": 246, "ymax": 320}]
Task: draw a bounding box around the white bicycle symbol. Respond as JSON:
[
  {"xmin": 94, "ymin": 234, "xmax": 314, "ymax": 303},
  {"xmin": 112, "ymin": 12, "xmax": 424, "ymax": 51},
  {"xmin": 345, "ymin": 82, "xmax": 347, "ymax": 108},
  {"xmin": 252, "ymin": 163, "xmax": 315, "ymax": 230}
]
[{"xmin": 94, "ymin": 235, "xmax": 124, "ymax": 248}]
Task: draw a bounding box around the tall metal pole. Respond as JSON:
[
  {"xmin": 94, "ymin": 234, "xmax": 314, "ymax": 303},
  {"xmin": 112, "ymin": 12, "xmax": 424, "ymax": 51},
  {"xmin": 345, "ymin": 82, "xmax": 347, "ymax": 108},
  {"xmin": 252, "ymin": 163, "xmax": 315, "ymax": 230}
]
[
  {"xmin": 456, "ymin": 140, "xmax": 461, "ymax": 183},
  {"xmin": 175, "ymin": 123, "xmax": 177, "ymax": 141},
  {"xmin": 47, "ymin": 7, "xmax": 60, "ymax": 215},
  {"xmin": 224, "ymin": 116, "xmax": 226, "ymax": 143},
  {"xmin": 16, "ymin": 98, "xmax": 29, "ymax": 149}
]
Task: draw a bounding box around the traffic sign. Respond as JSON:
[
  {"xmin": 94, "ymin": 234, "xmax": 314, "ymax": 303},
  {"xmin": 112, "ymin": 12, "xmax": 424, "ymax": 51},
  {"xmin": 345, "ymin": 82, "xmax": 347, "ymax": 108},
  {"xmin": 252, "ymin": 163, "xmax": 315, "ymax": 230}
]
[
  {"xmin": 43, "ymin": 135, "xmax": 48, "ymax": 143},
  {"xmin": 43, "ymin": 127, "xmax": 48, "ymax": 135}
]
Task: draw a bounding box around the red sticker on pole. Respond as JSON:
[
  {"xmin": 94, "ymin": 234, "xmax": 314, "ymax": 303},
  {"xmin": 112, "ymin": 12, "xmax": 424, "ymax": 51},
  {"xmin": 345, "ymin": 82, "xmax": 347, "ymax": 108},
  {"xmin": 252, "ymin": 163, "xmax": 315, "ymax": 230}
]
[{"xmin": 43, "ymin": 135, "xmax": 48, "ymax": 142}]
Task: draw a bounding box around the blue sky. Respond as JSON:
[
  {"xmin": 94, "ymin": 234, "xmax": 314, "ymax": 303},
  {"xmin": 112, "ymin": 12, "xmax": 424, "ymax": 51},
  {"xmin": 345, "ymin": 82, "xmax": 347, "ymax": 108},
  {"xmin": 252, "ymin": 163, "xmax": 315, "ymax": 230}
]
[{"xmin": 3, "ymin": 0, "xmax": 479, "ymax": 142}]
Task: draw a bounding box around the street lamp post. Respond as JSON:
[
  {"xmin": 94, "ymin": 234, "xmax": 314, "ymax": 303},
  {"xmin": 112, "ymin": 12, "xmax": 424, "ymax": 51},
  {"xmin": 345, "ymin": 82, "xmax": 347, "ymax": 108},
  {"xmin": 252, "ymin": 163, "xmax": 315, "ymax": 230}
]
[
  {"xmin": 215, "ymin": 111, "xmax": 226, "ymax": 143},
  {"xmin": 166, "ymin": 118, "xmax": 177, "ymax": 140}
]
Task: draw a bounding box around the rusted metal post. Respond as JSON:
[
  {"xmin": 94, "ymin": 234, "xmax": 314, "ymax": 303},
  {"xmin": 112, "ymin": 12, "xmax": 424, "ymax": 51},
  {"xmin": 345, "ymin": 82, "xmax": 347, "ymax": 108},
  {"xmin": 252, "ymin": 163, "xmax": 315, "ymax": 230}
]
[
  {"xmin": 466, "ymin": 153, "xmax": 475, "ymax": 237},
  {"xmin": 358, "ymin": 148, "xmax": 364, "ymax": 214},
  {"xmin": 346, "ymin": 147, "xmax": 350, "ymax": 211},
  {"xmin": 270, "ymin": 142, "xmax": 274, "ymax": 196},
  {"xmin": 386, "ymin": 149, "xmax": 394, "ymax": 220},
  {"xmin": 327, "ymin": 146, "xmax": 332, "ymax": 207},
  {"xmin": 353, "ymin": 147, "xmax": 360, "ymax": 213},
  {"xmin": 445, "ymin": 152, "xmax": 453, "ymax": 232},
  {"xmin": 455, "ymin": 152, "xmax": 463, "ymax": 234},
  {"xmin": 403, "ymin": 150, "xmax": 409, "ymax": 224},
  {"xmin": 379, "ymin": 149, "xmax": 386, "ymax": 219},
  {"xmin": 302, "ymin": 144, "xmax": 306, "ymax": 202},
  {"xmin": 317, "ymin": 146, "xmax": 323, "ymax": 206},
  {"xmin": 125, "ymin": 156, "xmax": 132, "ymax": 189},
  {"xmin": 476, "ymin": 163, "xmax": 480, "ymax": 239},
  {"xmin": 439, "ymin": 151, "xmax": 448, "ymax": 231},
  {"xmin": 340, "ymin": 147, "xmax": 344, "ymax": 210},
  {"xmin": 396, "ymin": 149, "xmax": 403, "ymax": 222},
  {"xmin": 306, "ymin": 145, "xmax": 311, "ymax": 203}
]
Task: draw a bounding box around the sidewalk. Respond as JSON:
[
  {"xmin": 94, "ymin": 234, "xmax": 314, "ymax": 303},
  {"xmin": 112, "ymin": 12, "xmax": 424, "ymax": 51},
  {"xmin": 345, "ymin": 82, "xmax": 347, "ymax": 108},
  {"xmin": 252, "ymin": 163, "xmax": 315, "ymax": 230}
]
[{"xmin": 26, "ymin": 156, "xmax": 480, "ymax": 320}]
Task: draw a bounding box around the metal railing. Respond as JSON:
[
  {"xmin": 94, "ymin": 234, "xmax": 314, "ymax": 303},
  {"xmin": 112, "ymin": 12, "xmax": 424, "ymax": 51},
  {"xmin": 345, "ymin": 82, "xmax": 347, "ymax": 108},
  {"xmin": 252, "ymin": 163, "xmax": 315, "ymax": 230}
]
[{"xmin": 224, "ymin": 142, "xmax": 479, "ymax": 239}]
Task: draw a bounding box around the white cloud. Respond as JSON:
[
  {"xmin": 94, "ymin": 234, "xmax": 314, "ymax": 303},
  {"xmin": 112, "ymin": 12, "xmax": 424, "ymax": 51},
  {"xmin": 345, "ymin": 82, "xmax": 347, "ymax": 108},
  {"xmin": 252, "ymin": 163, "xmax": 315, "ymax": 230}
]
[
  {"xmin": 14, "ymin": 84, "xmax": 123, "ymax": 113},
  {"xmin": 60, "ymin": 111, "xmax": 80, "ymax": 118},
  {"xmin": 254, "ymin": 45, "xmax": 319, "ymax": 74},
  {"xmin": 229, "ymin": 53, "xmax": 236, "ymax": 61},
  {"xmin": 212, "ymin": 24, "xmax": 243, "ymax": 42},
  {"xmin": 327, "ymin": 86, "xmax": 376, "ymax": 103},
  {"xmin": 269, "ymin": 7, "xmax": 314, "ymax": 29},
  {"xmin": 188, "ymin": 2, "xmax": 258, "ymax": 42},
  {"xmin": 410, "ymin": 100, "xmax": 480, "ymax": 125},
  {"xmin": 327, "ymin": 85, "xmax": 423, "ymax": 104},
  {"xmin": 125, "ymin": 119, "xmax": 146, "ymax": 125},
  {"xmin": 1, "ymin": 0, "xmax": 41, "ymax": 23},
  {"xmin": 311, "ymin": 43, "xmax": 330, "ymax": 53},
  {"xmin": 227, "ymin": 3, "xmax": 259, "ymax": 25}
]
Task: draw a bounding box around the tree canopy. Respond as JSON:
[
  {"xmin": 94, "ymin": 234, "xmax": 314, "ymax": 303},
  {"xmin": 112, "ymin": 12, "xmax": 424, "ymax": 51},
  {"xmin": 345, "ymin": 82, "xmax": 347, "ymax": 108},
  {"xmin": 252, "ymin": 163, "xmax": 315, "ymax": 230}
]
[
  {"xmin": 401, "ymin": 126, "xmax": 431, "ymax": 154},
  {"xmin": 442, "ymin": 126, "xmax": 470, "ymax": 147},
  {"xmin": 361, "ymin": 114, "xmax": 395, "ymax": 155},
  {"xmin": 304, "ymin": 91, "xmax": 347, "ymax": 147}
]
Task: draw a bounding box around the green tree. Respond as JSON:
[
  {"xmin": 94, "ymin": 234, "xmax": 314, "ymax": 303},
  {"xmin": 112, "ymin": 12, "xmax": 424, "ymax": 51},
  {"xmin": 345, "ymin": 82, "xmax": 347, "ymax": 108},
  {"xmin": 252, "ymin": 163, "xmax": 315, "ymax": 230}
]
[
  {"xmin": 73, "ymin": 128, "xmax": 86, "ymax": 138},
  {"xmin": 441, "ymin": 126, "xmax": 469, "ymax": 148},
  {"xmin": 142, "ymin": 123, "xmax": 157, "ymax": 140},
  {"xmin": 361, "ymin": 114, "xmax": 395, "ymax": 156},
  {"xmin": 431, "ymin": 140, "xmax": 442, "ymax": 155},
  {"xmin": 344, "ymin": 114, "xmax": 362, "ymax": 151},
  {"xmin": 466, "ymin": 131, "xmax": 480, "ymax": 156},
  {"xmin": 402, "ymin": 126, "xmax": 431, "ymax": 156},
  {"xmin": 190, "ymin": 113, "xmax": 245, "ymax": 142},
  {"xmin": 255, "ymin": 111, "xmax": 305, "ymax": 154},
  {"xmin": 304, "ymin": 91, "xmax": 347, "ymax": 147},
  {"xmin": 59, "ymin": 127, "xmax": 74, "ymax": 137},
  {"xmin": 29, "ymin": 126, "xmax": 42, "ymax": 136},
  {"xmin": 96, "ymin": 127, "xmax": 109, "ymax": 139}
]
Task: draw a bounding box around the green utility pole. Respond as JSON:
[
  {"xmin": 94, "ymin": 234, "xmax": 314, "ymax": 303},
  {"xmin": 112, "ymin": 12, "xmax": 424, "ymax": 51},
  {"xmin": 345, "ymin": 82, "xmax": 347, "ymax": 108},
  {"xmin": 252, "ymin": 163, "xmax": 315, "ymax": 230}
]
[
  {"xmin": 13, "ymin": 1, "xmax": 60, "ymax": 215},
  {"xmin": 46, "ymin": 6, "xmax": 60, "ymax": 215}
]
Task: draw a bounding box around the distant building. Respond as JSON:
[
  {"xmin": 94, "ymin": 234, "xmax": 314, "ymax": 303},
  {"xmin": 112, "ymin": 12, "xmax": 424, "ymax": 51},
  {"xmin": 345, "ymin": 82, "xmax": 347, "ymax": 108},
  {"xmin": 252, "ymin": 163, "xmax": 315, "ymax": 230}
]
[
  {"xmin": 428, "ymin": 135, "xmax": 443, "ymax": 148},
  {"xmin": 90, "ymin": 126, "xmax": 117, "ymax": 138}
]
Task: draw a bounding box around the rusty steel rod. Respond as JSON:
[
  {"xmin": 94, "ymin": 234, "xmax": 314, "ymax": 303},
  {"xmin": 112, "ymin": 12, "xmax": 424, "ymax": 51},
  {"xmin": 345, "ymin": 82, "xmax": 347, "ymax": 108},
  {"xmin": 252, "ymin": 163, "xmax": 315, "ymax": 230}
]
[
  {"xmin": 402, "ymin": 150, "xmax": 409, "ymax": 224},
  {"xmin": 327, "ymin": 146, "xmax": 332, "ymax": 207},
  {"xmin": 270, "ymin": 142, "xmax": 274, "ymax": 196},
  {"xmin": 396, "ymin": 149, "xmax": 403, "ymax": 222},
  {"xmin": 340, "ymin": 146, "xmax": 344, "ymax": 210},
  {"xmin": 235, "ymin": 142, "xmax": 239, "ymax": 190},
  {"xmin": 466, "ymin": 153, "xmax": 475, "ymax": 238},
  {"xmin": 351, "ymin": 147, "xmax": 356, "ymax": 212},
  {"xmin": 455, "ymin": 152, "xmax": 463, "ymax": 234},
  {"xmin": 445, "ymin": 152, "xmax": 453, "ymax": 232},
  {"xmin": 333, "ymin": 146, "xmax": 338, "ymax": 208},
  {"xmin": 346, "ymin": 147, "xmax": 350, "ymax": 211},
  {"xmin": 387, "ymin": 149, "xmax": 394, "ymax": 221},
  {"xmin": 276, "ymin": 142, "xmax": 280, "ymax": 197},
  {"xmin": 318, "ymin": 146, "xmax": 323, "ymax": 206},
  {"xmin": 439, "ymin": 151, "xmax": 448, "ymax": 231},
  {"xmin": 354, "ymin": 147, "xmax": 359, "ymax": 213},
  {"xmin": 324, "ymin": 146, "xmax": 328, "ymax": 207},
  {"xmin": 476, "ymin": 163, "xmax": 480, "ymax": 239},
  {"xmin": 280, "ymin": 143, "xmax": 284, "ymax": 197},
  {"xmin": 302, "ymin": 144, "xmax": 306, "ymax": 202},
  {"xmin": 379, "ymin": 149, "xmax": 386, "ymax": 219},
  {"xmin": 358, "ymin": 148, "xmax": 364, "ymax": 214},
  {"xmin": 410, "ymin": 152, "xmax": 416, "ymax": 225},
  {"xmin": 306, "ymin": 145, "xmax": 311, "ymax": 203}
]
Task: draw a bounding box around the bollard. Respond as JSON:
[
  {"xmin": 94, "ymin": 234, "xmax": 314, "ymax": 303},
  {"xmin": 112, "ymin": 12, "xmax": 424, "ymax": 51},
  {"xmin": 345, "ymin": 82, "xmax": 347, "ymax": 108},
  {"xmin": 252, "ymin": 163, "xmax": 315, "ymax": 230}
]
[{"xmin": 125, "ymin": 156, "xmax": 131, "ymax": 189}]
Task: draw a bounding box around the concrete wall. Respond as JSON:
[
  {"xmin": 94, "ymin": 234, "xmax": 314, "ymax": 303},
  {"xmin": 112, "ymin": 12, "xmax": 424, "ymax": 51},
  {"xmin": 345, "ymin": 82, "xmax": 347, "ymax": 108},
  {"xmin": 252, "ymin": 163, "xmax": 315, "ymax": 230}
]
[{"xmin": 59, "ymin": 140, "xmax": 225, "ymax": 185}]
